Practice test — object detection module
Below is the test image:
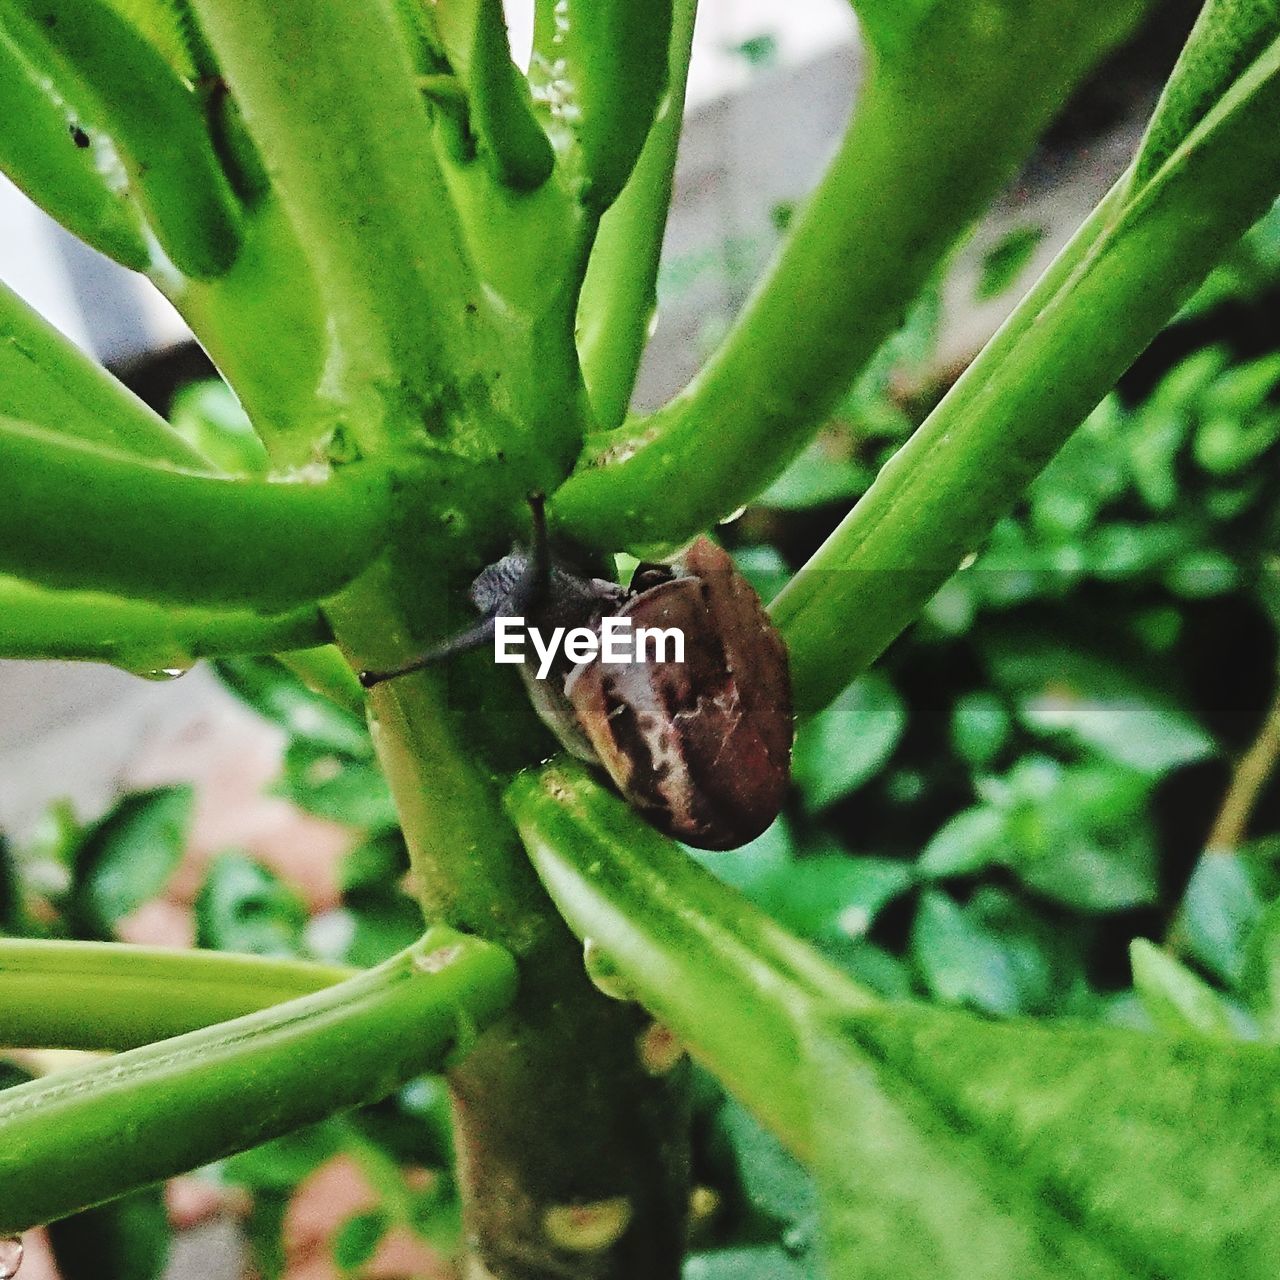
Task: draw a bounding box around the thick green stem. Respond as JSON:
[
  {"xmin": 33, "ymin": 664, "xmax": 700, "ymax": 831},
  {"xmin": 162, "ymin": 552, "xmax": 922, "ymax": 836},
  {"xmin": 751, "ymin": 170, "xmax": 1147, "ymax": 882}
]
[
  {"xmin": 0, "ymin": 575, "xmax": 327, "ymax": 667},
  {"xmin": 552, "ymin": 0, "xmax": 1154, "ymax": 554},
  {"xmin": 0, "ymin": 281, "xmax": 209, "ymax": 468},
  {"xmin": 190, "ymin": 0, "xmax": 476, "ymax": 422},
  {"xmin": 0, "ymin": 418, "xmax": 390, "ymax": 609},
  {"xmin": 773, "ymin": 29, "xmax": 1280, "ymax": 714},
  {"xmin": 507, "ymin": 759, "xmax": 875, "ymax": 1164},
  {"xmin": 328, "ymin": 576, "xmax": 691, "ymax": 1278},
  {"xmin": 0, "ymin": 939, "xmax": 353, "ymax": 1051},
  {"xmin": 0, "ymin": 928, "xmax": 516, "ymax": 1233}
]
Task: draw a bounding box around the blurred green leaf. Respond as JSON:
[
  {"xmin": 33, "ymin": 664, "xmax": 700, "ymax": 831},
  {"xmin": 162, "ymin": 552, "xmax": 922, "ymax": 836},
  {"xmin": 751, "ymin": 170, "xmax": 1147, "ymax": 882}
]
[
  {"xmin": 918, "ymin": 807, "xmax": 1006, "ymax": 878},
  {"xmin": 757, "ymin": 440, "xmax": 869, "ymax": 510},
  {"xmin": 168, "ymin": 379, "xmax": 269, "ymax": 475},
  {"xmin": 732, "ymin": 545, "xmax": 793, "ymax": 605},
  {"xmin": 1241, "ymin": 897, "xmax": 1280, "ymax": 1037},
  {"xmin": 804, "ymin": 999, "xmax": 1280, "ymax": 1280},
  {"xmin": 766, "ymin": 855, "xmax": 914, "ymax": 942},
  {"xmin": 307, "ymin": 891, "xmax": 423, "ymax": 968},
  {"xmin": 1181, "ymin": 850, "xmax": 1271, "ymax": 986},
  {"xmin": 975, "ymin": 224, "xmax": 1045, "ymax": 301},
  {"xmin": 793, "ymin": 673, "xmax": 907, "ymax": 811},
  {"xmin": 69, "ymin": 786, "xmax": 193, "ymax": 939},
  {"xmin": 276, "ymin": 739, "xmax": 398, "ymax": 830},
  {"xmin": 221, "ymin": 1124, "xmax": 343, "ymax": 1193},
  {"xmin": 332, "ymin": 1209, "xmax": 390, "ymax": 1271},
  {"xmin": 1130, "ymin": 939, "xmax": 1241, "ymax": 1039},
  {"xmin": 195, "ymin": 851, "xmax": 308, "ymax": 957},
  {"xmin": 949, "ymin": 691, "xmax": 1010, "ymax": 769},
  {"xmin": 216, "ymin": 657, "xmax": 371, "ymax": 757},
  {"xmin": 339, "ymin": 830, "xmax": 410, "ymax": 895},
  {"xmin": 911, "ymin": 888, "xmax": 1083, "ymax": 1016},
  {"xmin": 46, "ymin": 1186, "xmax": 170, "ymax": 1280},
  {"xmin": 685, "ymin": 1245, "xmax": 811, "ymax": 1279},
  {"xmin": 985, "ymin": 637, "xmax": 1214, "ymax": 776}
]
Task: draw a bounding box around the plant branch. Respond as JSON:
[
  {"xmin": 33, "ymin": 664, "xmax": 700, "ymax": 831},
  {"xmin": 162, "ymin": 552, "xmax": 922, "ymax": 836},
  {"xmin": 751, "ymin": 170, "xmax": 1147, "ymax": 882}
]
[
  {"xmin": 0, "ymin": 927, "xmax": 516, "ymax": 1233},
  {"xmin": 0, "ymin": 418, "xmax": 390, "ymax": 610},
  {"xmin": 0, "ymin": 281, "xmax": 210, "ymax": 468},
  {"xmin": 506, "ymin": 759, "xmax": 875, "ymax": 1163},
  {"xmin": 552, "ymin": 0, "xmax": 1155, "ymax": 554},
  {"xmin": 190, "ymin": 0, "xmax": 476, "ymax": 419},
  {"xmin": 0, "ymin": 575, "xmax": 328, "ymax": 667},
  {"xmin": 0, "ymin": 939, "xmax": 353, "ymax": 1051},
  {"xmin": 773, "ymin": 29, "xmax": 1280, "ymax": 715},
  {"xmin": 1205, "ymin": 680, "xmax": 1280, "ymax": 852},
  {"xmin": 0, "ymin": 14, "xmax": 149, "ymax": 271},
  {"xmin": 8, "ymin": 0, "xmax": 244, "ymax": 279},
  {"xmin": 575, "ymin": 0, "xmax": 697, "ymax": 432}
]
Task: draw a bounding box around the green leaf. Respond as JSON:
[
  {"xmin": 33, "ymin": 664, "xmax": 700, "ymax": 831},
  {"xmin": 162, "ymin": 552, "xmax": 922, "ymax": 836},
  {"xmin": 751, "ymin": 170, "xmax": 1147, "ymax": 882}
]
[
  {"xmin": 975, "ymin": 224, "xmax": 1046, "ymax": 301},
  {"xmin": 1241, "ymin": 897, "xmax": 1280, "ymax": 1036},
  {"xmin": 986, "ymin": 637, "xmax": 1215, "ymax": 776},
  {"xmin": 917, "ymin": 807, "xmax": 1007, "ymax": 878},
  {"xmin": 949, "ymin": 691, "xmax": 1010, "ymax": 769},
  {"xmin": 793, "ymin": 673, "xmax": 907, "ymax": 811},
  {"xmin": 849, "ymin": 0, "xmax": 942, "ymax": 61},
  {"xmin": 433, "ymin": 0, "xmax": 554, "ymax": 190},
  {"xmin": 220, "ymin": 1123, "xmax": 343, "ymax": 1193},
  {"xmin": 307, "ymin": 891, "xmax": 424, "ymax": 969},
  {"xmin": 685, "ymin": 1245, "xmax": 811, "ymax": 1279},
  {"xmin": 912, "ymin": 888, "xmax": 1082, "ymax": 1016},
  {"xmin": 46, "ymin": 1187, "xmax": 170, "ymax": 1280},
  {"xmin": 332, "ymin": 1209, "xmax": 390, "ymax": 1272},
  {"xmin": 718, "ymin": 1098, "xmax": 816, "ymax": 1225},
  {"xmin": 805, "ymin": 1000, "xmax": 1280, "ymax": 1279},
  {"xmin": 195, "ymin": 851, "xmax": 308, "ymax": 958},
  {"xmin": 1181, "ymin": 850, "xmax": 1270, "ymax": 986},
  {"xmin": 0, "ymin": 14, "xmax": 149, "ymax": 270},
  {"xmin": 339, "ymin": 830, "xmax": 410, "ymax": 895},
  {"xmin": 732, "ymin": 546, "xmax": 793, "ymax": 606},
  {"xmin": 215, "ymin": 657, "xmax": 370, "ymax": 756},
  {"xmin": 69, "ymin": 786, "xmax": 193, "ymax": 940},
  {"xmin": 168, "ymin": 380, "xmax": 270, "ymax": 476},
  {"xmin": 757, "ymin": 440, "xmax": 869, "ymax": 510},
  {"xmin": 530, "ymin": 0, "xmax": 674, "ymax": 208},
  {"xmin": 767, "ymin": 856, "xmax": 915, "ymax": 942},
  {"xmin": 276, "ymin": 739, "xmax": 398, "ymax": 831},
  {"xmin": 10, "ymin": 0, "xmax": 243, "ymax": 278},
  {"xmin": 1130, "ymin": 938, "xmax": 1240, "ymax": 1039}
]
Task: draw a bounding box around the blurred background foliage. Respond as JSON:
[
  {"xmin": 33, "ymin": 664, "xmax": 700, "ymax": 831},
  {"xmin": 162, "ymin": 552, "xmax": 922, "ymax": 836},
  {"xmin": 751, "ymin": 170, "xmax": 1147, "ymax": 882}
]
[{"xmin": 3, "ymin": 194, "xmax": 1278, "ymax": 1278}]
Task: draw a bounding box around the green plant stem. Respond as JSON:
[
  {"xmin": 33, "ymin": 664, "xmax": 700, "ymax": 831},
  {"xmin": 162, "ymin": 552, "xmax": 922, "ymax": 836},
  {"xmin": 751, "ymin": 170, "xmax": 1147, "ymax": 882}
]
[
  {"xmin": 0, "ymin": 16, "xmax": 150, "ymax": 271},
  {"xmin": 329, "ymin": 576, "xmax": 692, "ymax": 1277},
  {"xmin": 0, "ymin": 939, "xmax": 354, "ymax": 1051},
  {"xmin": 189, "ymin": 0, "xmax": 475, "ymax": 420},
  {"xmin": 0, "ymin": 418, "xmax": 390, "ymax": 610},
  {"xmin": 0, "ymin": 281, "xmax": 209, "ymax": 467},
  {"xmin": 552, "ymin": 0, "xmax": 1154, "ymax": 554},
  {"xmin": 576, "ymin": 0, "xmax": 697, "ymax": 432},
  {"xmin": 1204, "ymin": 681, "xmax": 1280, "ymax": 851},
  {"xmin": 506, "ymin": 759, "xmax": 876, "ymax": 1163},
  {"xmin": 0, "ymin": 927, "xmax": 516, "ymax": 1233},
  {"xmin": 9, "ymin": 0, "xmax": 244, "ymax": 279},
  {"xmin": 0, "ymin": 575, "xmax": 328, "ymax": 666},
  {"xmin": 773, "ymin": 30, "xmax": 1280, "ymax": 714}
]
